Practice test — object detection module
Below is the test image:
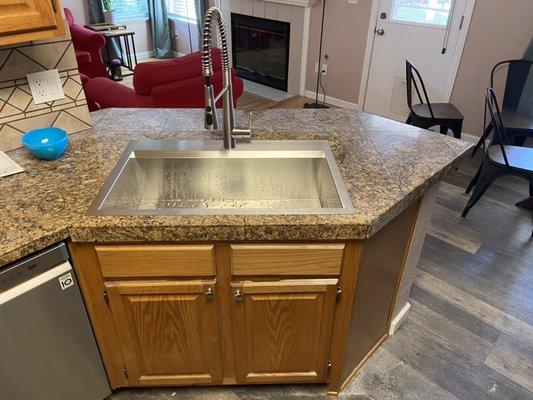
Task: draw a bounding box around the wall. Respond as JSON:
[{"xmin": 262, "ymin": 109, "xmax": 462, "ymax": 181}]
[
  {"xmin": 171, "ymin": 19, "xmax": 200, "ymax": 55},
  {"xmin": 125, "ymin": 19, "xmax": 154, "ymax": 57},
  {"xmin": 0, "ymin": 24, "xmax": 91, "ymax": 151},
  {"xmin": 62, "ymin": 0, "xmax": 89, "ymax": 23},
  {"xmin": 449, "ymin": 0, "xmax": 533, "ymax": 136},
  {"xmin": 305, "ymin": 0, "xmax": 532, "ymax": 138},
  {"xmin": 305, "ymin": 0, "xmax": 372, "ymax": 105}
]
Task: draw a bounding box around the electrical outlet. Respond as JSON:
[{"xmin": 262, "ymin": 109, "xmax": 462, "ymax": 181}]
[
  {"xmin": 27, "ymin": 69, "xmax": 65, "ymax": 104},
  {"xmin": 315, "ymin": 63, "xmax": 328, "ymax": 76}
]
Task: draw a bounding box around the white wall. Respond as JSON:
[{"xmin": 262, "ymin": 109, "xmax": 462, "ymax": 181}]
[{"xmin": 62, "ymin": 0, "xmax": 89, "ymax": 23}]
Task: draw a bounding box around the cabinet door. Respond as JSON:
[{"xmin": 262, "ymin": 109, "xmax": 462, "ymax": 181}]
[
  {"xmin": 232, "ymin": 279, "xmax": 338, "ymax": 384},
  {"xmin": 0, "ymin": 0, "xmax": 59, "ymax": 37},
  {"xmin": 105, "ymin": 280, "xmax": 222, "ymax": 386}
]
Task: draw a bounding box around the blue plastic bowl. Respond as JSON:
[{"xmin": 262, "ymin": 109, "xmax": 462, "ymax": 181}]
[{"xmin": 21, "ymin": 127, "xmax": 69, "ymax": 160}]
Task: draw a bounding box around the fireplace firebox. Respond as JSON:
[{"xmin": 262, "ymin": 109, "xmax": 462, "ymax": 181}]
[{"xmin": 231, "ymin": 13, "xmax": 290, "ymax": 92}]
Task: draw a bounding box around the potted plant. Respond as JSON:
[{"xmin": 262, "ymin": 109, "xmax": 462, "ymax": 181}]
[{"xmin": 102, "ymin": 0, "xmax": 117, "ymax": 24}]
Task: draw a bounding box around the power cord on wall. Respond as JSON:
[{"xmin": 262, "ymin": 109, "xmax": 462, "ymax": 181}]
[{"xmin": 304, "ymin": 0, "xmax": 329, "ymax": 109}]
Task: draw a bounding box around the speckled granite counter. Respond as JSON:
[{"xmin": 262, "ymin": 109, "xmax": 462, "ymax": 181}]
[{"xmin": 0, "ymin": 108, "xmax": 471, "ymax": 266}]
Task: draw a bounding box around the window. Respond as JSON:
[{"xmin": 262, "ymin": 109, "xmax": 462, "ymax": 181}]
[
  {"xmin": 391, "ymin": 0, "xmax": 453, "ymax": 26},
  {"xmin": 167, "ymin": 0, "xmax": 198, "ymax": 24},
  {"xmin": 109, "ymin": 0, "xmax": 148, "ymax": 21}
]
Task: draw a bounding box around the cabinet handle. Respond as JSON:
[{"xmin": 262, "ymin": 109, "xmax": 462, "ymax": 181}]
[
  {"xmin": 204, "ymin": 288, "xmax": 214, "ymax": 299},
  {"xmin": 233, "ymin": 290, "xmax": 244, "ymax": 302},
  {"xmin": 50, "ymin": 0, "xmax": 57, "ymax": 12}
]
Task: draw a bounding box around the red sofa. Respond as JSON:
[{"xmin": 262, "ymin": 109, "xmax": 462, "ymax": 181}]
[
  {"xmin": 84, "ymin": 49, "xmax": 243, "ymax": 110},
  {"xmin": 65, "ymin": 8, "xmax": 107, "ymax": 79}
]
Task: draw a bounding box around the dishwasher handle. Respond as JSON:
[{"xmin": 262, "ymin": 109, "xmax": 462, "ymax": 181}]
[{"xmin": 0, "ymin": 261, "xmax": 73, "ymax": 305}]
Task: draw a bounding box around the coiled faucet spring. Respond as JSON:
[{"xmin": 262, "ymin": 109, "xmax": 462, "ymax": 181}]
[
  {"xmin": 201, "ymin": 7, "xmax": 230, "ymax": 77},
  {"xmin": 201, "ymin": 7, "xmax": 251, "ymax": 150}
]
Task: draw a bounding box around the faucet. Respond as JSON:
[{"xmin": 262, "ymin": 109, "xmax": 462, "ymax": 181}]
[{"xmin": 202, "ymin": 7, "xmax": 251, "ymax": 150}]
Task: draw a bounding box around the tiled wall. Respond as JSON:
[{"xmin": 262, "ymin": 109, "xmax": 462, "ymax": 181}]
[
  {"xmin": 216, "ymin": 0, "xmax": 306, "ymax": 95},
  {"xmin": 0, "ymin": 28, "xmax": 91, "ymax": 151}
]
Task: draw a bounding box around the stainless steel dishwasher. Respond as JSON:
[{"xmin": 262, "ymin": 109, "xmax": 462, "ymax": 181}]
[{"xmin": 0, "ymin": 243, "xmax": 111, "ymax": 400}]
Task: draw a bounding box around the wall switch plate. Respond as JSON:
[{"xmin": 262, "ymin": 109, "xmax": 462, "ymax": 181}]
[
  {"xmin": 315, "ymin": 63, "xmax": 328, "ymax": 76},
  {"xmin": 27, "ymin": 69, "xmax": 65, "ymax": 104}
]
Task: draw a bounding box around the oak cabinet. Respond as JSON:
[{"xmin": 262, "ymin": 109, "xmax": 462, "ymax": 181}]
[
  {"xmin": 0, "ymin": 0, "xmax": 65, "ymax": 46},
  {"xmin": 104, "ymin": 280, "xmax": 222, "ymax": 386},
  {"xmin": 231, "ymin": 279, "xmax": 338, "ymax": 383},
  {"xmin": 97, "ymin": 243, "xmax": 343, "ymax": 387},
  {"xmin": 70, "ymin": 200, "xmax": 422, "ymax": 394}
]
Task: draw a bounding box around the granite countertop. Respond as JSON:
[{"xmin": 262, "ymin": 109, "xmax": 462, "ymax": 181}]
[{"xmin": 0, "ymin": 108, "xmax": 471, "ymax": 266}]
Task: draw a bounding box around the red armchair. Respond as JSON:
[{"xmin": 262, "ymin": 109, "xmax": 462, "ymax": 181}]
[
  {"xmin": 84, "ymin": 49, "xmax": 243, "ymax": 110},
  {"xmin": 65, "ymin": 8, "xmax": 107, "ymax": 79}
]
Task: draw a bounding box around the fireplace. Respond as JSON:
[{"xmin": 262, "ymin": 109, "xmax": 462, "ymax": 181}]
[{"xmin": 231, "ymin": 13, "xmax": 290, "ymax": 92}]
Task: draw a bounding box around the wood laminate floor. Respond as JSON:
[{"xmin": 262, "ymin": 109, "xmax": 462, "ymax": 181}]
[{"xmin": 106, "ymin": 123, "xmax": 532, "ymax": 399}]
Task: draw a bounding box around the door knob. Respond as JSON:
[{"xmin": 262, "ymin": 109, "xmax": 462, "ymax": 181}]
[
  {"xmin": 375, "ymin": 28, "xmax": 385, "ymax": 36},
  {"xmin": 380, "ymin": 12, "xmax": 387, "ymax": 19},
  {"xmin": 204, "ymin": 288, "xmax": 214, "ymax": 299},
  {"xmin": 233, "ymin": 290, "xmax": 244, "ymax": 302}
]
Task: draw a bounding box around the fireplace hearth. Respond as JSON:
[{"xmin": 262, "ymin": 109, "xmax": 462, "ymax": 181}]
[{"xmin": 231, "ymin": 13, "xmax": 290, "ymax": 92}]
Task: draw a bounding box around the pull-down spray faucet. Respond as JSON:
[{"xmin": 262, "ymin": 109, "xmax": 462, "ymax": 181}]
[{"xmin": 202, "ymin": 7, "xmax": 250, "ymax": 149}]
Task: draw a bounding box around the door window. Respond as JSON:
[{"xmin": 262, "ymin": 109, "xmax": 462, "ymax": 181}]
[{"xmin": 391, "ymin": 0, "xmax": 453, "ymax": 26}]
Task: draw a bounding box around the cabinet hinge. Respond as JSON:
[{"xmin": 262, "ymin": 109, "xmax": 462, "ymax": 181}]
[
  {"xmin": 103, "ymin": 291, "xmax": 109, "ymax": 305},
  {"xmin": 336, "ymin": 287, "xmax": 342, "ymax": 300},
  {"xmin": 123, "ymin": 367, "xmax": 129, "ymax": 379}
]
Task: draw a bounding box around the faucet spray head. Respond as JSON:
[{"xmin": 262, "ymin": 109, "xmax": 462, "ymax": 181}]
[{"xmin": 204, "ymin": 77, "xmax": 218, "ymax": 130}]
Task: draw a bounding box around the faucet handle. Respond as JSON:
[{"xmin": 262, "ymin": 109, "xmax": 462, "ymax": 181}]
[{"xmin": 231, "ymin": 127, "xmax": 251, "ymax": 139}]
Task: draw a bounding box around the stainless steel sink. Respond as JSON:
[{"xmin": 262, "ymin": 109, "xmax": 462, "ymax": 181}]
[{"xmin": 87, "ymin": 140, "xmax": 354, "ymax": 216}]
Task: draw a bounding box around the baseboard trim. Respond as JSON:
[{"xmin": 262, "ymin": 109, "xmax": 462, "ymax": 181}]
[
  {"xmin": 136, "ymin": 51, "xmax": 154, "ymax": 60},
  {"xmin": 460, "ymin": 132, "xmax": 481, "ymax": 144},
  {"xmin": 389, "ymin": 302, "xmax": 411, "ymax": 335},
  {"xmin": 304, "ymin": 90, "xmax": 359, "ymax": 109}
]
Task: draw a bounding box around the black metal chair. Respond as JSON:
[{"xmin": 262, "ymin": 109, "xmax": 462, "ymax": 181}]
[
  {"xmin": 405, "ymin": 59, "xmax": 464, "ymax": 139},
  {"xmin": 462, "ymin": 88, "xmax": 533, "ymax": 232},
  {"xmin": 471, "ymin": 59, "xmax": 533, "ymax": 156}
]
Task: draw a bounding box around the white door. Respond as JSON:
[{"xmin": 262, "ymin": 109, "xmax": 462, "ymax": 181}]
[{"xmin": 363, "ymin": 0, "xmax": 468, "ymax": 121}]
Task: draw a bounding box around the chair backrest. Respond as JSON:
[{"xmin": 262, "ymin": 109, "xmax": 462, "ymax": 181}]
[
  {"xmin": 405, "ymin": 59, "xmax": 435, "ymax": 119},
  {"xmin": 64, "ymin": 8, "xmax": 75, "ymax": 27},
  {"xmin": 490, "ymin": 59, "xmax": 533, "ymax": 115},
  {"xmin": 484, "ymin": 88, "xmax": 510, "ymax": 167}
]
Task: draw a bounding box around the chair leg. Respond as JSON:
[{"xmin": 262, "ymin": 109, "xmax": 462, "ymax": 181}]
[
  {"xmin": 462, "ymin": 162, "xmax": 500, "ymax": 217},
  {"xmin": 471, "ymin": 123, "xmax": 493, "ymax": 157},
  {"xmin": 451, "ymin": 120, "xmax": 462, "ymax": 139},
  {"xmin": 465, "ymin": 164, "xmax": 482, "ymax": 194},
  {"xmin": 406, "ymin": 115, "xmax": 412, "ymax": 125}
]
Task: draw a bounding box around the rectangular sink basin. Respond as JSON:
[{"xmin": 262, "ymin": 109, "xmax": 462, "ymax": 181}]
[{"xmin": 87, "ymin": 140, "xmax": 354, "ymax": 216}]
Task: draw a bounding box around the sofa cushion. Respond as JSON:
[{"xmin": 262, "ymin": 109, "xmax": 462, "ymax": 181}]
[
  {"xmin": 75, "ymin": 50, "xmax": 92, "ymax": 66},
  {"xmin": 133, "ymin": 48, "xmax": 223, "ymax": 96}
]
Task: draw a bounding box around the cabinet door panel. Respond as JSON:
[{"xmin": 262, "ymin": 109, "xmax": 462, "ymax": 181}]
[
  {"xmin": 105, "ymin": 280, "xmax": 222, "ymax": 386},
  {"xmin": 0, "ymin": 0, "xmax": 58, "ymax": 36},
  {"xmin": 232, "ymin": 279, "xmax": 338, "ymax": 383}
]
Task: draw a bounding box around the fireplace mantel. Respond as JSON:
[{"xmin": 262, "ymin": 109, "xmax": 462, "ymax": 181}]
[{"xmin": 261, "ymin": 0, "xmax": 318, "ymax": 7}]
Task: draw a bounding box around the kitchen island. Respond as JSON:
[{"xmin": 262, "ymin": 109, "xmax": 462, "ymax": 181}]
[{"xmin": 0, "ymin": 108, "xmax": 471, "ymax": 395}]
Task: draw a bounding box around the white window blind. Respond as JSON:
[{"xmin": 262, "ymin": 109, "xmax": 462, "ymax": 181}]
[
  {"xmin": 167, "ymin": 0, "xmax": 198, "ymax": 24},
  {"xmin": 110, "ymin": 0, "xmax": 149, "ymax": 20}
]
